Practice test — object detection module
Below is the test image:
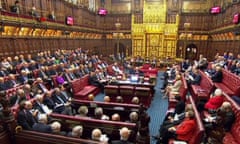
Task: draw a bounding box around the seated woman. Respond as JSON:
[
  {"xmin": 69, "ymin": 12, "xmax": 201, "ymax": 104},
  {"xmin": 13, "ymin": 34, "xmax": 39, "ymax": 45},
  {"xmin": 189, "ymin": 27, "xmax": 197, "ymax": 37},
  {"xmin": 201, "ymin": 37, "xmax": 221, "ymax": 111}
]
[
  {"xmin": 204, "ymin": 89, "xmax": 224, "ymax": 112},
  {"xmin": 160, "ymin": 110, "xmax": 196, "ymax": 143},
  {"xmin": 206, "ymin": 102, "xmax": 235, "ymax": 143},
  {"xmin": 163, "ymin": 74, "xmax": 182, "ymax": 99}
]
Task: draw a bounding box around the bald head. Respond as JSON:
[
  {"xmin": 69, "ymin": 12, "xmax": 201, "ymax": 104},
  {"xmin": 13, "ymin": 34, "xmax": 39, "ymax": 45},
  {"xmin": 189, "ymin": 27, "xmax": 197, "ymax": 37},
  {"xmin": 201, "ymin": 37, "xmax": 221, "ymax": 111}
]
[{"xmin": 119, "ymin": 127, "xmax": 131, "ymax": 141}]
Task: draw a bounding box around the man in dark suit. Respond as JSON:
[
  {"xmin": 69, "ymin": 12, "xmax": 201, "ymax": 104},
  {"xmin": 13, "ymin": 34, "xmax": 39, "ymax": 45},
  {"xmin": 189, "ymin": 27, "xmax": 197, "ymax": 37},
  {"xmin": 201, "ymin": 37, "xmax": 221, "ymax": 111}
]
[
  {"xmin": 33, "ymin": 94, "xmax": 52, "ymax": 115},
  {"xmin": 17, "ymin": 101, "xmax": 37, "ymax": 130},
  {"xmin": 9, "ymin": 89, "xmax": 26, "ymax": 106},
  {"xmin": 111, "ymin": 127, "xmax": 133, "ymax": 144},
  {"xmin": 211, "ymin": 65, "xmax": 223, "ymax": 83},
  {"xmin": 18, "ymin": 70, "xmax": 32, "ymax": 84},
  {"xmin": 0, "ymin": 77, "xmax": 8, "ymax": 91},
  {"xmin": 89, "ymin": 71, "xmax": 105, "ymax": 92},
  {"xmin": 6, "ymin": 74, "xmax": 19, "ymax": 89},
  {"xmin": 186, "ymin": 68, "xmax": 201, "ymax": 85},
  {"xmin": 32, "ymin": 114, "xmax": 52, "ymax": 133},
  {"xmin": 51, "ymin": 87, "xmax": 72, "ymax": 115}
]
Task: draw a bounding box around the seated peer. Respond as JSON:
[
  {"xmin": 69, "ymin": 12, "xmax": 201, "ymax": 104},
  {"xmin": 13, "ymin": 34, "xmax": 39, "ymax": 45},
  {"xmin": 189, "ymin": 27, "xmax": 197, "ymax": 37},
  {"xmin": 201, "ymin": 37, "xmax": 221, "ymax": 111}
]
[
  {"xmin": 33, "ymin": 94, "xmax": 52, "ymax": 115},
  {"xmin": 6, "ymin": 74, "xmax": 19, "ymax": 89},
  {"xmin": 161, "ymin": 110, "xmax": 196, "ymax": 143},
  {"xmin": 43, "ymin": 91, "xmax": 57, "ymax": 112},
  {"xmin": 181, "ymin": 59, "xmax": 191, "ymax": 72},
  {"xmin": 50, "ymin": 121, "xmax": 66, "ymax": 136},
  {"xmin": 103, "ymin": 96, "xmax": 111, "ymax": 103},
  {"xmin": 0, "ymin": 77, "xmax": 8, "ymax": 91},
  {"xmin": 23, "ymin": 84, "xmax": 34, "ymax": 100},
  {"xmin": 210, "ymin": 65, "xmax": 223, "ymax": 83},
  {"xmin": 128, "ymin": 112, "xmax": 139, "ymax": 123},
  {"xmin": 17, "ymin": 101, "xmax": 37, "ymax": 130},
  {"xmin": 32, "ymin": 77, "xmax": 48, "ymax": 94},
  {"xmin": 91, "ymin": 128, "xmax": 103, "ymax": 142},
  {"xmin": 94, "ymin": 107, "xmax": 109, "ymax": 120},
  {"xmin": 186, "ymin": 68, "xmax": 201, "ymax": 85},
  {"xmin": 164, "ymin": 95, "xmax": 185, "ymax": 122},
  {"xmin": 32, "ymin": 114, "xmax": 52, "ymax": 133},
  {"xmin": 131, "ymin": 97, "xmax": 140, "ymax": 105},
  {"xmin": 51, "ymin": 87, "xmax": 72, "ymax": 115},
  {"xmin": 88, "ymin": 94, "xmax": 94, "ymax": 101},
  {"xmin": 204, "ymin": 88, "xmax": 224, "ymax": 111},
  {"xmin": 154, "ymin": 104, "xmax": 193, "ymax": 142},
  {"xmin": 163, "ymin": 74, "xmax": 182, "ymax": 99},
  {"xmin": 88, "ymin": 71, "xmax": 105, "ymax": 92},
  {"xmin": 112, "ymin": 62, "xmax": 123, "ymax": 75},
  {"xmin": 68, "ymin": 125, "xmax": 83, "ymax": 138},
  {"xmin": 130, "ymin": 67, "xmax": 144, "ymax": 76},
  {"xmin": 111, "ymin": 113, "xmax": 121, "ymax": 121},
  {"xmin": 9, "ymin": 89, "xmax": 27, "ymax": 106},
  {"xmin": 111, "ymin": 127, "xmax": 133, "ymax": 144},
  {"xmin": 75, "ymin": 106, "xmax": 88, "ymax": 117},
  {"xmin": 206, "ymin": 102, "xmax": 235, "ymax": 143}
]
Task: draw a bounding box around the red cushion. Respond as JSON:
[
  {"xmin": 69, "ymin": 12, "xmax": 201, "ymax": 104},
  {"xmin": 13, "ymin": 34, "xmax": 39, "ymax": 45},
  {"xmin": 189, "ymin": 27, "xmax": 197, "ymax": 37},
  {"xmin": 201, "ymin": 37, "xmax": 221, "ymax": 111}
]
[
  {"xmin": 223, "ymin": 132, "xmax": 238, "ymax": 144},
  {"xmin": 74, "ymin": 86, "xmax": 97, "ymax": 98}
]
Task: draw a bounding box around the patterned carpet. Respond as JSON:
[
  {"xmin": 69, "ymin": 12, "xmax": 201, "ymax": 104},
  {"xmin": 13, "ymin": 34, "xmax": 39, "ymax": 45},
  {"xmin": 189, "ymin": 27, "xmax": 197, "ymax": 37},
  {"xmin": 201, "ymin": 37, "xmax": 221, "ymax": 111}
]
[{"xmin": 94, "ymin": 71, "xmax": 168, "ymax": 144}]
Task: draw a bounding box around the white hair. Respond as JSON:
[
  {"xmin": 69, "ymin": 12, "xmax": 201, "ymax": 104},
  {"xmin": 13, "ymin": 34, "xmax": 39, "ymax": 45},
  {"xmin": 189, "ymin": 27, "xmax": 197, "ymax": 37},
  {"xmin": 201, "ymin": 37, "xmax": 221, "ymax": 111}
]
[{"xmin": 214, "ymin": 89, "xmax": 222, "ymax": 96}]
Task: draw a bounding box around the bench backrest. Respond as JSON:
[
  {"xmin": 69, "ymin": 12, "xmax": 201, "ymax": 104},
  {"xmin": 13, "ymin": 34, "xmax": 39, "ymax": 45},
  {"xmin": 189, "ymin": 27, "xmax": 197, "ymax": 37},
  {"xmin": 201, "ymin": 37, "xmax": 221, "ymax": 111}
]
[
  {"xmin": 15, "ymin": 130, "xmax": 102, "ymax": 144},
  {"xmin": 179, "ymin": 73, "xmax": 188, "ymax": 101},
  {"xmin": 223, "ymin": 93, "xmax": 240, "ymax": 144},
  {"xmin": 222, "ymin": 69, "xmax": 240, "ymax": 96},
  {"xmin": 50, "ymin": 113, "xmax": 137, "ymax": 142},
  {"xmin": 73, "ymin": 99, "xmax": 140, "ymax": 121},
  {"xmin": 188, "ymin": 96, "xmax": 205, "ymax": 144},
  {"xmin": 80, "ymin": 75, "xmax": 90, "ymax": 87},
  {"xmin": 199, "ymin": 70, "xmax": 214, "ymax": 97}
]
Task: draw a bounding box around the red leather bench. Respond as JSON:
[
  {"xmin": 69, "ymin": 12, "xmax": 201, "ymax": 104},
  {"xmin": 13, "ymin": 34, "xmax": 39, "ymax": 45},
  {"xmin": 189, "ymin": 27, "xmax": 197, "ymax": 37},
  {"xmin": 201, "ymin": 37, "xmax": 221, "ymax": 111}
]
[
  {"xmin": 119, "ymin": 85, "xmax": 135, "ymax": 103},
  {"xmin": 50, "ymin": 113, "xmax": 137, "ymax": 142},
  {"xmin": 214, "ymin": 69, "xmax": 240, "ymax": 96},
  {"xmin": 15, "ymin": 130, "xmax": 100, "ymax": 144},
  {"xmin": 71, "ymin": 75, "xmax": 99, "ymax": 100},
  {"xmin": 104, "ymin": 85, "xmax": 119, "ymax": 99},
  {"xmin": 190, "ymin": 70, "xmax": 214, "ymax": 101},
  {"xmin": 169, "ymin": 96, "xmax": 205, "ymax": 144},
  {"xmin": 140, "ymin": 64, "xmax": 158, "ymax": 77},
  {"xmin": 135, "ymin": 87, "xmax": 152, "ymax": 107},
  {"xmin": 73, "ymin": 99, "xmax": 140, "ymax": 121},
  {"xmin": 222, "ymin": 93, "xmax": 240, "ymax": 144},
  {"xmin": 169, "ymin": 73, "xmax": 188, "ymax": 108}
]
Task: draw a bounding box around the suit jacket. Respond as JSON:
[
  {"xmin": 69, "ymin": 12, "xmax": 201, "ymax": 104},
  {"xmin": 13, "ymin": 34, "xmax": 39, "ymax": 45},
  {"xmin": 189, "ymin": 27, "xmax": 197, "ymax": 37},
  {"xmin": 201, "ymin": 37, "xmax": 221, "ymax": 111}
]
[
  {"xmin": 176, "ymin": 118, "xmax": 196, "ymax": 142},
  {"xmin": 17, "ymin": 75, "xmax": 30, "ymax": 84},
  {"xmin": 89, "ymin": 75, "xmax": 100, "ymax": 86},
  {"xmin": 6, "ymin": 79, "xmax": 18, "ymax": 89},
  {"xmin": 190, "ymin": 73, "xmax": 201, "ymax": 85},
  {"xmin": 211, "ymin": 71, "xmax": 223, "ymax": 83},
  {"xmin": 111, "ymin": 140, "xmax": 133, "ymax": 144},
  {"xmin": 32, "ymin": 123, "xmax": 52, "ymax": 133},
  {"xmin": 9, "ymin": 95, "xmax": 26, "ymax": 107},
  {"xmin": 0, "ymin": 82, "xmax": 9, "ymax": 91},
  {"xmin": 17, "ymin": 109, "xmax": 36, "ymax": 130}
]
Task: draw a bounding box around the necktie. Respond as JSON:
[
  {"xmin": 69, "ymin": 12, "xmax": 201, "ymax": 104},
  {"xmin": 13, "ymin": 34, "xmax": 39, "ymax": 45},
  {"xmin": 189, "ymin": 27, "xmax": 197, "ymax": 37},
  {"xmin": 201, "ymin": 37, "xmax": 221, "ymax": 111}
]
[{"xmin": 57, "ymin": 95, "xmax": 65, "ymax": 104}]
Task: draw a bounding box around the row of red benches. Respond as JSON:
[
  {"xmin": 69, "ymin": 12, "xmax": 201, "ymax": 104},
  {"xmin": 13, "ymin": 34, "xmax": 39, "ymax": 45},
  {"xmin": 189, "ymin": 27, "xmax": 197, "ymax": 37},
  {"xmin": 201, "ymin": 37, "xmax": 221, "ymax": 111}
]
[
  {"xmin": 190, "ymin": 69, "xmax": 240, "ymax": 102},
  {"xmin": 104, "ymin": 85, "xmax": 153, "ymax": 107},
  {"xmin": 169, "ymin": 96, "xmax": 205, "ymax": 144},
  {"xmin": 14, "ymin": 99, "xmax": 140, "ymax": 144},
  {"xmin": 71, "ymin": 75, "xmax": 100, "ymax": 100}
]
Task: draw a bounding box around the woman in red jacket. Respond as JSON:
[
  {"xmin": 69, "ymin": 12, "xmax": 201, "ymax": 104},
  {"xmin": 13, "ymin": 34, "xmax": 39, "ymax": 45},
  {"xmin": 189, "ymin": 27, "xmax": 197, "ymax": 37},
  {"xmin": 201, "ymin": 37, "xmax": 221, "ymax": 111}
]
[
  {"xmin": 161, "ymin": 110, "xmax": 196, "ymax": 143},
  {"xmin": 205, "ymin": 88, "xmax": 224, "ymax": 111}
]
